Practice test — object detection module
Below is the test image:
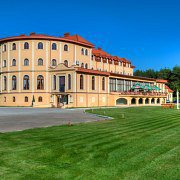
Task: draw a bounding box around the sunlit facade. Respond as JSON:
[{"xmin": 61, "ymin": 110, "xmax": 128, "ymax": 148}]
[{"xmin": 0, "ymin": 33, "xmax": 169, "ymax": 107}]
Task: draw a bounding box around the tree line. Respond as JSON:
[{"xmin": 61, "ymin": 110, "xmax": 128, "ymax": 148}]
[{"xmin": 134, "ymin": 65, "xmax": 180, "ymax": 96}]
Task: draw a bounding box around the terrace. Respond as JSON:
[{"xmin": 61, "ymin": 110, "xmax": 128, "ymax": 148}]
[{"xmin": 111, "ymin": 91, "xmax": 167, "ymax": 97}]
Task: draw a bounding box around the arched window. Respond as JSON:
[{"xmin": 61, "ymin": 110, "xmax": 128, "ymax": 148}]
[
  {"xmin": 52, "ymin": 59, "xmax": 57, "ymax": 66},
  {"xmin": 81, "ymin": 48, "xmax": 84, "ymax": 55},
  {"xmin": 3, "ymin": 44, "xmax": 6, "ymax": 52},
  {"xmin": 85, "ymin": 63, "xmax": 88, "ymax": 69},
  {"xmin": 37, "ymin": 75, "xmax": 44, "ymax": 90},
  {"xmin": 139, "ymin": 98, "xmax": 143, "ymax": 104},
  {"xmin": 12, "ymin": 43, "xmax": 16, "ymax": 50},
  {"xmin": 12, "ymin": 59, "xmax": 16, "ymax": 66},
  {"xmin": 12, "ymin": 75, "xmax": 17, "ymax": 90},
  {"xmin": 4, "ymin": 76, "xmax": 7, "ymax": 90},
  {"xmin": 23, "ymin": 75, "xmax": 30, "ymax": 90},
  {"xmin": 116, "ymin": 98, "xmax": 127, "ymax": 105},
  {"xmin": 3, "ymin": 60, "xmax": 7, "ymax": 67},
  {"xmin": 131, "ymin": 98, "xmax": 136, "ymax": 104},
  {"xmin": 53, "ymin": 75, "xmax": 56, "ymax": 90},
  {"xmin": 13, "ymin": 96, "xmax": 16, "ymax": 102},
  {"xmin": 81, "ymin": 63, "xmax": 84, "ymax": 68},
  {"xmin": 85, "ymin": 49, "xmax": 88, "ymax": 56},
  {"xmin": 38, "ymin": 58, "xmax": 43, "ymax": 66},
  {"xmin": 25, "ymin": 96, "xmax": 28, "ymax": 102},
  {"xmin": 24, "ymin": 59, "xmax": 29, "ymax": 66},
  {"xmin": 24, "ymin": 42, "xmax": 29, "ymax": 49},
  {"xmin": 102, "ymin": 77, "xmax": 105, "ymax": 91},
  {"xmin": 52, "ymin": 43, "xmax": 57, "ymax": 50},
  {"xmin": 38, "ymin": 42, "xmax": 43, "ymax": 49},
  {"xmin": 92, "ymin": 76, "xmax": 95, "ymax": 90},
  {"xmin": 64, "ymin": 60, "xmax": 68, "ymax": 67},
  {"xmin": 38, "ymin": 96, "xmax": 43, "ymax": 102},
  {"xmin": 4, "ymin": 97, "xmax": 6, "ymax": 102},
  {"xmin": 64, "ymin": 44, "xmax": 68, "ymax": 51},
  {"xmin": 80, "ymin": 75, "xmax": 83, "ymax": 90},
  {"xmin": 68, "ymin": 74, "xmax": 71, "ymax": 90}
]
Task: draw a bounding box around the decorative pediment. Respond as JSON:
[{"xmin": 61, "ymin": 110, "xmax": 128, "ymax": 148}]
[{"xmin": 49, "ymin": 63, "xmax": 75, "ymax": 71}]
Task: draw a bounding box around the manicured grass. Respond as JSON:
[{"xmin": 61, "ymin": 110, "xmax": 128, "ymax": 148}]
[{"xmin": 0, "ymin": 107, "xmax": 179, "ymax": 179}]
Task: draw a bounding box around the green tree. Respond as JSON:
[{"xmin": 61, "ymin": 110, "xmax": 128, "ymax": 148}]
[{"xmin": 134, "ymin": 65, "xmax": 180, "ymax": 97}]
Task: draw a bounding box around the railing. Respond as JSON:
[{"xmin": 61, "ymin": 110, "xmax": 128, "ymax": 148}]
[{"xmin": 111, "ymin": 91, "xmax": 167, "ymax": 96}]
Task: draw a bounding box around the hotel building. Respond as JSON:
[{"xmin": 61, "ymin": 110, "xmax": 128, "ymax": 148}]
[{"xmin": 0, "ymin": 33, "xmax": 171, "ymax": 107}]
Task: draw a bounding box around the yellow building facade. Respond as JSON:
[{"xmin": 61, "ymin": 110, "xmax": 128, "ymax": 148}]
[{"xmin": 0, "ymin": 33, "xmax": 168, "ymax": 108}]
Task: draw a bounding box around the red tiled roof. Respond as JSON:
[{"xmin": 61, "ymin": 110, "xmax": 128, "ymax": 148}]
[
  {"xmin": 110, "ymin": 72, "xmax": 156, "ymax": 81},
  {"xmin": 76, "ymin": 68, "xmax": 110, "ymax": 76},
  {"xmin": 63, "ymin": 34, "xmax": 94, "ymax": 47},
  {"xmin": 76, "ymin": 68, "xmax": 156, "ymax": 81},
  {"xmin": 92, "ymin": 47, "xmax": 131, "ymax": 64},
  {"xmin": 165, "ymin": 85, "xmax": 173, "ymax": 92},
  {"xmin": 156, "ymin": 79, "xmax": 168, "ymax": 83},
  {"xmin": 0, "ymin": 33, "xmax": 94, "ymax": 48}
]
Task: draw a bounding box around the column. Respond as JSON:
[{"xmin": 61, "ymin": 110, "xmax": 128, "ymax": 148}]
[
  {"xmin": 154, "ymin": 98, "xmax": 157, "ymax": 104},
  {"xmin": 136, "ymin": 98, "xmax": 139, "ymax": 105},
  {"xmin": 7, "ymin": 43, "xmax": 10, "ymax": 92},
  {"xmin": 86, "ymin": 74, "xmax": 89, "ymax": 107},
  {"xmin": 115, "ymin": 79, "xmax": 117, "ymax": 92},
  {"xmin": 74, "ymin": 45, "xmax": 76, "ymax": 65},
  {"xmin": 18, "ymin": 42, "xmax": 21, "ymax": 92},
  {"xmin": 128, "ymin": 98, "xmax": 131, "ymax": 106},
  {"xmin": 32, "ymin": 41, "xmax": 35, "ymax": 92},
  {"xmin": 46, "ymin": 42, "xmax": 49, "ymax": 92},
  {"xmin": 59, "ymin": 42, "xmax": 62, "ymax": 64},
  {"xmin": 89, "ymin": 49, "xmax": 92, "ymax": 69},
  {"xmin": 124, "ymin": 80, "xmax": 126, "ymax": 92},
  {"xmin": 143, "ymin": 98, "xmax": 146, "ymax": 105},
  {"xmin": 107, "ymin": 77, "xmax": 110, "ymax": 93},
  {"xmin": 0, "ymin": 45, "xmax": 3, "ymax": 93},
  {"xmin": 73, "ymin": 72, "xmax": 76, "ymax": 92},
  {"xmin": 149, "ymin": 98, "xmax": 152, "ymax": 104},
  {"xmin": 54, "ymin": 95, "xmax": 58, "ymax": 107}
]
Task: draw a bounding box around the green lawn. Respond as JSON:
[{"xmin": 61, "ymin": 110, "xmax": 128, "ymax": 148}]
[{"xmin": 0, "ymin": 107, "xmax": 179, "ymax": 179}]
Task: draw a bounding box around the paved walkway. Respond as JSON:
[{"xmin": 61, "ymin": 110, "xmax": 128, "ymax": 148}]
[{"xmin": 0, "ymin": 108, "xmax": 105, "ymax": 133}]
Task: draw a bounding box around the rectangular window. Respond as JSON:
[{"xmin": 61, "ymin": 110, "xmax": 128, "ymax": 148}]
[
  {"xmin": 125, "ymin": 80, "xmax": 131, "ymax": 91},
  {"xmin": 117, "ymin": 79, "xmax": 124, "ymax": 92},
  {"xmin": 59, "ymin": 76, "xmax": 65, "ymax": 92},
  {"xmin": 109, "ymin": 78, "xmax": 116, "ymax": 92}
]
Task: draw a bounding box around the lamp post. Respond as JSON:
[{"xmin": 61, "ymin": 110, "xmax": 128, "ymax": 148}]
[{"xmin": 177, "ymin": 89, "xmax": 179, "ymax": 110}]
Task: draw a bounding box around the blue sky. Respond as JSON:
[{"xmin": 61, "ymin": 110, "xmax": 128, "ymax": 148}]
[{"xmin": 0, "ymin": 0, "xmax": 180, "ymax": 70}]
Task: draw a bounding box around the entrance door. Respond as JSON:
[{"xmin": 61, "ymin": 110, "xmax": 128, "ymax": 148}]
[
  {"xmin": 59, "ymin": 76, "xmax": 65, "ymax": 92},
  {"xmin": 57, "ymin": 95, "xmax": 68, "ymax": 107}
]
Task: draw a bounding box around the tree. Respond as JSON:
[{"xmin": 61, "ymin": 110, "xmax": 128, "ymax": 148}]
[{"xmin": 134, "ymin": 65, "xmax": 180, "ymax": 97}]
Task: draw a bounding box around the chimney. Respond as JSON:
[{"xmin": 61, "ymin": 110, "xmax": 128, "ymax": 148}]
[
  {"xmin": 98, "ymin": 47, "xmax": 102, "ymax": 50},
  {"xmin": 30, "ymin": 32, "xmax": 36, "ymax": 36},
  {"xmin": 64, "ymin": 32, "xmax": 70, "ymax": 37}
]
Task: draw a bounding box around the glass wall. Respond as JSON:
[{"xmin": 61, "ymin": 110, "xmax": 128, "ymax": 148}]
[{"xmin": 110, "ymin": 78, "xmax": 116, "ymax": 92}]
